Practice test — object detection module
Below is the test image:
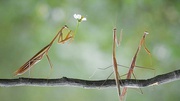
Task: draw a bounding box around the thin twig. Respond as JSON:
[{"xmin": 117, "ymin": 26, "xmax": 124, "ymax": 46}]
[{"xmin": 0, "ymin": 69, "xmax": 180, "ymax": 88}]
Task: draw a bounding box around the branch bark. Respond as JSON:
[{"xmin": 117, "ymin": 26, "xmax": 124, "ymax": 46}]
[{"xmin": 0, "ymin": 69, "xmax": 180, "ymax": 88}]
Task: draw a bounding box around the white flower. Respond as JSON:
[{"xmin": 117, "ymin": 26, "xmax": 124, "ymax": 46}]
[
  {"xmin": 73, "ymin": 14, "xmax": 86, "ymax": 22},
  {"xmin": 74, "ymin": 14, "xmax": 81, "ymax": 19}
]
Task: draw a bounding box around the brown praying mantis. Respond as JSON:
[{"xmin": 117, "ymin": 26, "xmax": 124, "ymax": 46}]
[
  {"xmin": 95, "ymin": 27, "xmax": 122, "ymax": 101},
  {"xmin": 14, "ymin": 25, "xmax": 74, "ymax": 75},
  {"xmin": 120, "ymin": 31, "xmax": 151, "ymax": 101},
  {"xmin": 14, "ymin": 14, "xmax": 86, "ymax": 76},
  {"xmin": 112, "ymin": 28, "xmax": 123, "ymax": 100}
]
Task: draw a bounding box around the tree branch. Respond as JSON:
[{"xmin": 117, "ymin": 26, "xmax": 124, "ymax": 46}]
[{"xmin": 0, "ymin": 69, "xmax": 180, "ymax": 88}]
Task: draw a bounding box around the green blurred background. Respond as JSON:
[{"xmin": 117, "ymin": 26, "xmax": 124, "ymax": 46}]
[{"xmin": 0, "ymin": 0, "xmax": 180, "ymax": 101}]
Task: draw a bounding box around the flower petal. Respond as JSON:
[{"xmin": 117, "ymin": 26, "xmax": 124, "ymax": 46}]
[
  {"xmin": 144, "ymin": 31, "xmax": 149, "ymax": 35},
  {"xmin": 82, "ymin": 18, "xmax": 87, "ymax": 21}
]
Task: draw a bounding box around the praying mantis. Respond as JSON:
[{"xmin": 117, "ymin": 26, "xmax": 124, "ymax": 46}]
[
  {"xmin": 112, "ymin": 28, "xmax": 122, "ymax": 100},
  {"xmin": 14, "ymin": 14, "xmax": 86, "ymax": 76},
  {"xmin": 14, "ymin": 25, "xmax": 74, "ymax": 75},
  {"xmin": 96, "ymin": 27, "xmax": 122, "ymax": 101},
  {"xmin": 120, "ymin": 31, "xmax": 151, "ymax": 101}
]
